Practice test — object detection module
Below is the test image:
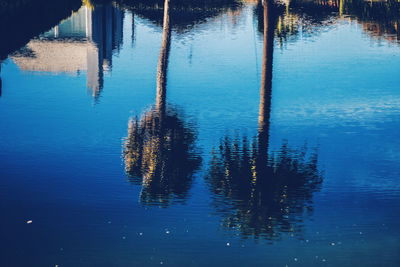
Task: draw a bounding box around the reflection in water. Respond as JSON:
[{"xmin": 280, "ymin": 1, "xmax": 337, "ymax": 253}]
[
  {"xmin": 207, "ymin": 0, "xmax": 323, "ymax": 240},
  {"xmin": 341, "ymin": 0, "xmax": 400, "ymax": 43},
  {"xmin": 274, "ymin": 0, "xmax": 400, "ymax": 44},
  {"xmin": 124, "ymin": 0, "xmax": 201, "ymax": 206},
  {"xmin": 120, "ymin": 0, "xmax": 242, "ymax": 32},
  {"xmin": 9, "ymin": 1, "xmax": 124, "ymax": 101},
  {"xmin": 0, "ymin": 0, "xmax": 82, "ymax": 60},
  {"xmin": 0, "ymin": 63, "xmax": 2, "ymax": 97}
]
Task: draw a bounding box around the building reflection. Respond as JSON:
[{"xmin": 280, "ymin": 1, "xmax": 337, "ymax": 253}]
[
  {"xmin": 10, "ymin": 1, "xmax": 124, "ymax": 100},
  {"xmin": 123, "ymin": 0, "xmax": 201, "ymax": 207},
  {"xmin": 0, "ymin": 0, "xmax": 82, "ymax": 60},
  {"xmin": 207, "ymin": 0, "xmax": 323, "ymax": 240}
]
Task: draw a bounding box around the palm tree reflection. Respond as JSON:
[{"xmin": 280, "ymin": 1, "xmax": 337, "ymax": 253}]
[
  {"xmin": 124, "ymin": 0, "xmax": 201, "ymax": 207},
  {"xmin": 207, "ymin": 0, "xmax": 323, "ymax": 240}
]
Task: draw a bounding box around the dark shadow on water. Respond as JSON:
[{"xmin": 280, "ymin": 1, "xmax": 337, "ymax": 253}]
[
  {"xmin": 123, "ymin": 0, "xmax": 201, "ymax": 207},
  {"xmin": 0, "ymin": 0, "xmax": 82, "ymax": 60},
  {"xmin": 207, "ymin": 0, "xmax": 323, "ymax": 240}
]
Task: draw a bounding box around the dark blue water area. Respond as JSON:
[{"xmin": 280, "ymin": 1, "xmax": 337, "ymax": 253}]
[{"xmin": 1, "ymin": 1, "xmax": 400, "ymax": 266}]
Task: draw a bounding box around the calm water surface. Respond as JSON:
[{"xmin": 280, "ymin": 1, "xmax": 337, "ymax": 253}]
[{"xmin": 1, "ymin": 0, "xmax": 400, "ymax": 266}]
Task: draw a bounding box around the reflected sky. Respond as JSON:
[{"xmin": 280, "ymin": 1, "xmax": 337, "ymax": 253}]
[{"xmin": 0, "ymin": 0, "xmax": 400, "ymax": 266}]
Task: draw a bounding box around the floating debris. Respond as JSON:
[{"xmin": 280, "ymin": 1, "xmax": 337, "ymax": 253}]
[
  {"xmin": 226, "ymin": 242, "xmax": 230, "ymax": 246},
  {"xmin": 26, "ymin": 220, "xmax": 32, "ymax": 224},
  {"xmin": 165, "ymin": 230, "xmax": 170, "ymax": 234}
]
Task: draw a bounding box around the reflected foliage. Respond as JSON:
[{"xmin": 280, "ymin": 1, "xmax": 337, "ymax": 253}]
[
  {"xmin": 119, "ymin": 0, "xmax": 242, "ymax": 32},
  {"xmin": 342, "ymin": 0, "xmax": 400, "ymax": 42},
  {"xmin": 123, "ymin": 0, "xmax": 201, "ymax": 207},
  {"xmin": 208, "ymin": 136, "xmax": 322, "ymax": 239},
  {"xmin": 206, "ymin": 0, "xmax": 323, "ymax": 240},
  {"xmin": 124, "ymin": 107, "xmax": 201, "ymax": 206},
  {"xmin": 254, "ymin": 0, "xmax": 400, "ymax": 45}
]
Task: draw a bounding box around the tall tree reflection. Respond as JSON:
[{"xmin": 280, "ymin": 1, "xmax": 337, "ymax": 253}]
[
  {"xmin": 207, "ymin": 0, "xmax": 323, "ymax": 240},
  {"xmin": 124, "ymin": 0, "xmax": 201, "ymax": 207}
]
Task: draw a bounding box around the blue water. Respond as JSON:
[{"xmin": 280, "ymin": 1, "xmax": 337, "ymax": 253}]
[{"xmin": 1, "ymin": 0, "xmax": 400, "ymax": 266}]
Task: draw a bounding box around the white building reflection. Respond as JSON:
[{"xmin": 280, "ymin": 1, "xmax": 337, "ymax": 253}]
[{"xmin": 11, "ymin": 3, "xmax": 124, "ymax": 100}]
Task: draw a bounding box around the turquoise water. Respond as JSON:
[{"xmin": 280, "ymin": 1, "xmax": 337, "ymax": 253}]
[{"xmin": 1, "ymin": 0, "xmax": 400, "ymax": 266}]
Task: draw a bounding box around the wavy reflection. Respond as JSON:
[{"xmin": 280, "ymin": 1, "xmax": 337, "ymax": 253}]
[
  {"xmin": 207, "ymin": 0, "xmax": 323, "ymax": 240},
  {"xmin": 120, "ymin": 0, "xmax": 242, "ymax": 32},
  {"xmin": 124, "ymin": 0, "xmax": 201, "ymax": 207},
  {"xmin": 273, "ymin": 0, "xmax": 400, "ymax": 44},
  {"xmin": 9, "ymin": 1, "xmax": 124, "ymax": 101}
]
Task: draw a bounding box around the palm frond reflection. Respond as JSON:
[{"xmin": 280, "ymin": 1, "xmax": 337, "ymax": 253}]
[
  {"xmin": 123, "ymin": 0, "xmax": 201, "ymax": 207},
  {"xmin": 207, "ymin": 0, "xmax": 323, "ymax": 240}
]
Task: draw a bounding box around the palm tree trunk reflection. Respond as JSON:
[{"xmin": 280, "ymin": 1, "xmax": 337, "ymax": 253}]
[
  {"xmin": 124, "ymin": 0, "xmax": 201, "ymax": 207},
  {"xmin": 156, "ymin": 0, "xmax": 171, "ymax": 114},
  {"xmin": 256, "ymin": 0, "xmax": 274, "ymax": 175},
  {"xmin": 207, "ymin": 0, "xmax": 323, "ymax": 240}
]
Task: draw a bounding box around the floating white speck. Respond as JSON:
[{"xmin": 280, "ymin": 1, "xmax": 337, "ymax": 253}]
[
  {"xmin": 139, "ymin": 233, "xmax": 143, "ymax": 236},
  {"xmin": 226, "ymin": 242, "xmax": 230, "ymax": 246},
  {"xmin": 122, "ymin": 236, "xmax": 126, "ymax": 240},
  {"xmin": 166, "ymin": 231, "xmax": 170, "ymax": 234},
  {"xmin": 322, "ymin": 259, "xmax": 327, "ymax": 262},
  {"xmin": 305, "ymin": 239, "xmax": 309, "ymax": 243},
  {"xmin": 160, "ymin": 261, "xmax": 164, "ymax": 265},
  {"xmin": 331, "ymin": 242, "xmax": 335, "ymax": 246},
  {"xmin": 26, "ymin": 220, "xmax": 32, "ymax": 224},
  {"xmin": 294, "ymin": 258, "xmax": 298, "ymax": 261},
  {"xmin": 359, "ymin": 232, "xmax": 363, "ymax": 235},
  {"xmin": 108, "ymin": 221, "xmax": 111, "ymax": 224}
]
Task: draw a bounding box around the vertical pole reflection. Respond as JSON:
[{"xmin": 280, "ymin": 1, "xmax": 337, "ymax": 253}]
[
  {"xmin": 156, "ymin": 0, "xmax": 171, "ymax": 116},
  {"xmin": 0, "ymin": 62, "xmax": 2, "ymax": 97},
  {"xmin": 256, "ymin": 0, "xmax": 274, "ymax": 177}
]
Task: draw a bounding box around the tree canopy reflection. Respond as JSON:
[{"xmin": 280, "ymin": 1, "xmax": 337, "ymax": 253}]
[
  {"xmin": 207, "ymin": 0, "xmax": 323, "ymax": 240},
  {"xmin": 270, "ymin": 0, "xmax": 400, "ymax": 44},
  {"xmin": 124, "ymin": 0, "xmax": 201, "ymax": 207},
  {"xmin": 120, "ymin": 0, "xmax": 242, "ymax": 32}
]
